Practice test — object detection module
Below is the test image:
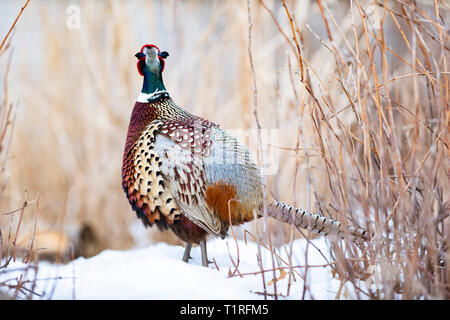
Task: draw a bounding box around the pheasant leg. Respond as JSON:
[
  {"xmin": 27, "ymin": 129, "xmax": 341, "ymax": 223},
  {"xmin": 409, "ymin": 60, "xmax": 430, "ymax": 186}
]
[
  {"xmin": 200, "ymin": 241, "xmax": 212, "ymax": 267},
  {"xmin": 182, "ymin": 242, "xmax": 192, "ymax": 263}
]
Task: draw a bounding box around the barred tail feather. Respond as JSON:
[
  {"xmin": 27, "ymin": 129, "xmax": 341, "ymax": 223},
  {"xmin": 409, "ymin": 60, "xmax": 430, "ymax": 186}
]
[{"xmin": 266, "ymin": 201, "xmax": 369, "ymax": 241}]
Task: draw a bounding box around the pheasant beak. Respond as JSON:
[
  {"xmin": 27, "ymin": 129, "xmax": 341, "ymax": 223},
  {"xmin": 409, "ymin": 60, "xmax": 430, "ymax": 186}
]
[{"xmin": 145, "ymin": 47, "xmax": 158, "ymax": 61}]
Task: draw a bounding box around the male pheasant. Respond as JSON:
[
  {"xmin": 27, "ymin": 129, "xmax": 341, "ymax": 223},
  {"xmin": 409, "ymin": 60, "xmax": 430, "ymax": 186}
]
[{"xmin": 122, "ymin": 44, "xmax": 369, "ymax": 267}]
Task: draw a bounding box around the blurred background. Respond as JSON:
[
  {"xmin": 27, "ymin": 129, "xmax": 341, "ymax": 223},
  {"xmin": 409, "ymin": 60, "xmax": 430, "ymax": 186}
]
[{"xmin": 0, "ymin": 0, "xmax": 448, "ymax": 273}]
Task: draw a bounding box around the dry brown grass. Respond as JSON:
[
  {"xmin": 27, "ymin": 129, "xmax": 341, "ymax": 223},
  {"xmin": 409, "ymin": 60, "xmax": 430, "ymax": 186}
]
[
  {"xmin": 263, "ymin": 0, "xmax": 449, "ymax": 299},
  {"xmin": 0, "ymin": 0, "xmax": 448, "ymax": 299},
  {"xmin": 0, "ymin": 1, "xmax": 44, "ymax": 296}
]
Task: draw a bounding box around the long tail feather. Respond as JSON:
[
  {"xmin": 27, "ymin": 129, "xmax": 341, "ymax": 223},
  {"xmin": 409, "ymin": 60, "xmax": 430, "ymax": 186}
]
[{"xmin": 266, "ymin": 201, "xmax": 369, "ymax": 241}]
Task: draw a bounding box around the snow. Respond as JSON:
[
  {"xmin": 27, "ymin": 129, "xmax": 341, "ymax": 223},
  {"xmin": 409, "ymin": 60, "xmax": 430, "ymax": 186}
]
[{"xmin": 0, "ymin": 237, "xmax": 362, "ymax": 300}]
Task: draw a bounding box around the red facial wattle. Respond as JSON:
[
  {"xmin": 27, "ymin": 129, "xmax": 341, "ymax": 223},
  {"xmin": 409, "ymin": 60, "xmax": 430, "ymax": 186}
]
[{"xmin": 136, "ymin": 44, "xmax": 166, "ymax": 76}]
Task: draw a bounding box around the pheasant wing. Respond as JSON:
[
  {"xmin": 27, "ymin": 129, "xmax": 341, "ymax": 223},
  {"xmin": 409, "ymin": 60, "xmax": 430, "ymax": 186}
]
[
  {"xmin": 154, "ymin": 120, "xmax": 224, "ymax": 237},
  {"xmin": 122, "ymin": 120, "xmax": 181, "ymax": 226}
]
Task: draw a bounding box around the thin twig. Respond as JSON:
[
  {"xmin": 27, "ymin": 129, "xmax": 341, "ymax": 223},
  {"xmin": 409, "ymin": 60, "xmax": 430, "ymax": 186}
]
[{"xmin": 0, "ymin": 0, "xmax": 32, "ymax": 52}]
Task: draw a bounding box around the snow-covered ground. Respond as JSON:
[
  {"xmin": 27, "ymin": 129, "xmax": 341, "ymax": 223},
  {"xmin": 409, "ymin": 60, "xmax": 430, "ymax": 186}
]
[{"xmin": 1, "ymin": 237, "xmax": 364, "ymax": 300}]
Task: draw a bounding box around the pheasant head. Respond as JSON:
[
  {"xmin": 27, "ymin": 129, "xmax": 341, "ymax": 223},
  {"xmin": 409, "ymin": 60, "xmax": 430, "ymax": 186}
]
[{"xmin": 135, "ymin": 44, "xmax": 170, "ymax": 100}]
